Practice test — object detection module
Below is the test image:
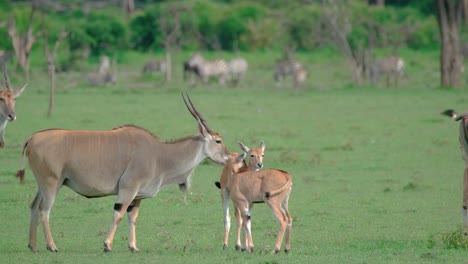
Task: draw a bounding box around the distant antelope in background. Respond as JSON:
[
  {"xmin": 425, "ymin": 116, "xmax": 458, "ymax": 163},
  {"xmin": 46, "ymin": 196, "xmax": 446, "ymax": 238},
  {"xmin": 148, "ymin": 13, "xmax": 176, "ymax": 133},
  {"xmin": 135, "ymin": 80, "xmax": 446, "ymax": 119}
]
[
  {"xmin": 442, "ymin": 109, "xmax": 468, "ymax": 235},
  {"xmin": 220, "ymin": 152, "xmax": 293, "ymax": 253},
  {"xmin": 370, "ymin": 56, "xmax": 406, "ymax": 87},
  {"xmin": 215, "ymin": 141, "xmax": 265, "ymax": 250},
  {"xmin": 0, "ymin": 63, "xmax": 27, "ymax": 148}
]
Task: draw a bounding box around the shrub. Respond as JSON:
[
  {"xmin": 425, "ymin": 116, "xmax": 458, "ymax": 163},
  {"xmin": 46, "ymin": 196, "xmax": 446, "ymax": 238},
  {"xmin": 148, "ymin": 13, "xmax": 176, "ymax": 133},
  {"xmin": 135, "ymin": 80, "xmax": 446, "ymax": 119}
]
[{"xmin": 83, "ymin": 13, "xmax": 127, "ymax": 56}]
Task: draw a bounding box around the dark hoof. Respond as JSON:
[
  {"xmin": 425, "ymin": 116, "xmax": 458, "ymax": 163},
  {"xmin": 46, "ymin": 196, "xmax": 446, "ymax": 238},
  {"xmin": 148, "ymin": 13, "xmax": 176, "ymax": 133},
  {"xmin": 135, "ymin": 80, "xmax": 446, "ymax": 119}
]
[
  {"xmin": 222, "ymin": 244, "xmax": 228, "ymax": 250},
  {"xmin": 103, "ymin": 242, "xmax": 112, "ymax": 253},
  {"xmin": 28, "ymin": 244, "xmax": 38, "ymax": 253},
  {"xmin": 285, "ymin": 249, "xmax": 290, "ymax": 254},
  {"xmin": 235, "ymin": 245, "xmax": 241, "ymax": 251},
  {"xmin": 274, "ymin": 249, "xmax": 280, "ymax": 254},
  {"xmin": 46, "ymin": 246, "xmax": 58, "ymax": 253}
]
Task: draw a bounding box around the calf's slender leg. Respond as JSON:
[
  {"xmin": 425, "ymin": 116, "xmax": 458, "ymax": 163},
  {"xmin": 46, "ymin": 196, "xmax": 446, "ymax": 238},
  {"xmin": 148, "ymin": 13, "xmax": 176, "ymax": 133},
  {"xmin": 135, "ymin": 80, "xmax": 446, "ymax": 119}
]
[{"xmin": 222, "ymin": 188, "xmax": 231, "ymax": 249}]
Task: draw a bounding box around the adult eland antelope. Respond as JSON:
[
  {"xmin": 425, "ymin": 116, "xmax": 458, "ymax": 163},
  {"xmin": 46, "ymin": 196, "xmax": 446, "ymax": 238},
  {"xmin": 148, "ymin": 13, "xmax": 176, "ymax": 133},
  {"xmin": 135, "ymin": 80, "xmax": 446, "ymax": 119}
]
[
  {"xmin": 0, "ymin": 64, "xmax": 27, "ymax": 148},
  {"xmin": 442, "ymin": 109, "xmax": 468, "ymax": 234},
  {"xmin": 15, "ymin": 94, "xmax": 230, "ymax": 253}
]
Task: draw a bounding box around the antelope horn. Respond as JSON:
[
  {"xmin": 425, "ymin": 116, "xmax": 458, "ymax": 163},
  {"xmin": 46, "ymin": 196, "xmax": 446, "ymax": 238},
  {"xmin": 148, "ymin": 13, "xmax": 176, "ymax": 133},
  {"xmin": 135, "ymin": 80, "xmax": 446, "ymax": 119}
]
[
  {"xmin": 184, "ymin": 92, "xmax": 214, "ymax": 134},
  {"xmin": 182, "ymin": 92, "xmax": 199, "ymax": 121},
  {"xmin": 2, "ymin": 62, "xmax": 12, "ymax": 91}
]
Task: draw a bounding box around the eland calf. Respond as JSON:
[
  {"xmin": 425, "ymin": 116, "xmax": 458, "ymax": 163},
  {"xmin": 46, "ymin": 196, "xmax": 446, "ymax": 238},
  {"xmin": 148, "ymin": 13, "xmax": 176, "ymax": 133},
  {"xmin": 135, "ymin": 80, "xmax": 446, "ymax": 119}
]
[
  {"xmin": 442, "ymin": 109, "xmax": 468, "ymax": 234},
  {"xmin": 15, "ymin": 94, "xmax": 230, "ymax": 253},
  {"xmin": 221, "ymin": 152, "xmax": 293, "ymax": 254},
  {"xmin": 0, "ymin": 64, "xmax": 27, "ymax": 148},
  {"xmin": 215, "ymin": 141, "xmax": 265, "ymax": 250}
]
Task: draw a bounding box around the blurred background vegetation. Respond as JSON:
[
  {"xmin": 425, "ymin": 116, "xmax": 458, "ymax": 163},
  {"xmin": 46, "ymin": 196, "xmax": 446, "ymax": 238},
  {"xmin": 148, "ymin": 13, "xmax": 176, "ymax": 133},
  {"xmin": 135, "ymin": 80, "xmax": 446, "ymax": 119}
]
[
  {"xmin": 1, "ymin": 0, "xmax": 467, "ymax": 91},
  {"xmin": 0, "ymin": 0, "xmax": 442, "ymax": 62}
]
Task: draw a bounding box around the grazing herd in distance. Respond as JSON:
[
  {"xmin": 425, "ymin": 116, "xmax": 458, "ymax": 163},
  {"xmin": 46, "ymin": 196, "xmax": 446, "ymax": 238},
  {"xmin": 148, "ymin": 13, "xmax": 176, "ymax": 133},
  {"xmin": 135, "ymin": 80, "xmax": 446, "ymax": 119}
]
[{"xmin": 86, "ymin": 52, "xmax": 407, "ymax": 89}]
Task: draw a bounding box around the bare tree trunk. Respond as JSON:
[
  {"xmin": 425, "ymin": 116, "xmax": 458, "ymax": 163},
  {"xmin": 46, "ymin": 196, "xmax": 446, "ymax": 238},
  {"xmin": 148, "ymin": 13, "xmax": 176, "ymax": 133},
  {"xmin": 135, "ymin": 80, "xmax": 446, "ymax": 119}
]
[
  {"xmin": 158, "ymin": 6, "xmax": 187, "ymax": 85},
  {"xmin": 322, "ymin": 1, "xmax": 363, "ymax": 84},
  {"xmin": 7, "ymin": 3, "xmax": 40, "ymax": 81},
  {"xmin": 123, "ymin": 0, "xmax": 135, "ymax": 20},
  {"xmin": 463, "ymin": 0, "xmax": 468, "ymax": 26},
  {"xmin": 436, "ymin": 0, "xmax": 463, "ymax": 88},
  {"xmin": 164, "ymin": 49, "xmax": 172, "ymax": 82},
  {"xmin": 42, "ymin": 14, "xmax": 68, "ymax": 116}
]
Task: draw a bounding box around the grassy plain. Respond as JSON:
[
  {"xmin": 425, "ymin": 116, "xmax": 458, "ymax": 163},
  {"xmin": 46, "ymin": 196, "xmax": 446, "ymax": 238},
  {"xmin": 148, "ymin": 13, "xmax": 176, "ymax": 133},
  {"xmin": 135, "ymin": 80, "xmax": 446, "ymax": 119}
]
[{"xmin": 0, "ymin": 50, "xmax": 467, "ymax": 263}]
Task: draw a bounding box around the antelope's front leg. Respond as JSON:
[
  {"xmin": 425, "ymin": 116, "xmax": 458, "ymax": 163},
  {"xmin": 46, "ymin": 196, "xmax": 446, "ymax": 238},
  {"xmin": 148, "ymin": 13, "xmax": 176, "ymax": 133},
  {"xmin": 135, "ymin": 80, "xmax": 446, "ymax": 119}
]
[
  {"xmin": 127, "ymin": 199, "xmax": 142, "ymax": 252},
  {"xmin": 104, "ymin": 202, "xmax": 130, "ymax": 252},
  {"xmin": 241, "ymin": 208, "xmax": 254, "ymax": 253},
  {"xmin": 234, "ymin": 207, "xmax": 242, "ymax": 251},
  {"xmin": 222, "ymin": 188, "xmax": 231, "ymax": 249},
  {"xmin": 0, "ymin": 128, "xmax": 5, "ymax": 148}
]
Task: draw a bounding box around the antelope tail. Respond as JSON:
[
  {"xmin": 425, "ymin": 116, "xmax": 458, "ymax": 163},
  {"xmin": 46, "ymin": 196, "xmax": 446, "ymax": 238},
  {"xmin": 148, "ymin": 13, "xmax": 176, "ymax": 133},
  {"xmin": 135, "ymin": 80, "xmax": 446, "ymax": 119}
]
[
  {"xmin": 265, "ymin": 176, "xmax": 292, "ymax": 199},
  {"xmin": 15, "ymin": 136, "xmax": 31, "ymax": 184}
]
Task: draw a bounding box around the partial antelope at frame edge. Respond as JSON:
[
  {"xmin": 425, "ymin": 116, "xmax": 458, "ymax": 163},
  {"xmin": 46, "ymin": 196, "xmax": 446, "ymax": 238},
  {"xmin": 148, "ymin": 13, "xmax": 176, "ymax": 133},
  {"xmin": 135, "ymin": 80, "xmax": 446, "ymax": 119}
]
[
  {"xmin": 15, "ymin": 93, "xmax": 230, "ymax": 253},
  {"xmin": 215, "ymin": 141, "xmax": 265, "ymax": 250},
  {"xmin": 0, "ymin": 63, "xmax": 27, "ymax": 148},
  {"xmin": 220, "ymin": 152, "xmax": 293, "ymax": 254},
  {"xmin": 442, "ymin": 109, "xmax": 468, "ymax": 234}
]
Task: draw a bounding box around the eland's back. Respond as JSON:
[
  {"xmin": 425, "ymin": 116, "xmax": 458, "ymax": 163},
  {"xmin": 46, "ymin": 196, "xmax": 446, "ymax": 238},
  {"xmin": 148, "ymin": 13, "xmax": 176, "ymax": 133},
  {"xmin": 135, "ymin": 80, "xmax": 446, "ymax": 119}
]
[{"xmin": 24, "ymin": 126, "xmax": 155, "ymax": 197}]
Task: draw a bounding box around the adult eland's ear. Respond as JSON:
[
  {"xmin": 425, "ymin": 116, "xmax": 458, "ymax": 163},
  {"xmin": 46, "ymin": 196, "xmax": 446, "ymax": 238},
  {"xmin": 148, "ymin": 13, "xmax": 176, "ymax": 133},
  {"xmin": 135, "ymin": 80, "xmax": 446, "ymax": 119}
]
[{"xmin": 237, "ymin": 140, "xmax": 250, "ymax": 153}]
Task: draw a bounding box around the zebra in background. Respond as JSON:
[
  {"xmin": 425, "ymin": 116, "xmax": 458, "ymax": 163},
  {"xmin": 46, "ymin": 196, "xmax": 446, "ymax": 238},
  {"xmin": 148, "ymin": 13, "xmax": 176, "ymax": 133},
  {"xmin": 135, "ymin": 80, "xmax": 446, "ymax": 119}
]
[
  {"xmin": 142, "ymin": 59, "xmax": 167, "ymax": 75},
  {"xmin": 274, "ymin": 59, "xmax": 307, "ymax": 88},
  {"xmin": 227, "ymin": 57, "xmax": 248, "ymax": 87},
  {"xmin": 184, "ymin": 53, "xmax": 228, "ymax": 85}
]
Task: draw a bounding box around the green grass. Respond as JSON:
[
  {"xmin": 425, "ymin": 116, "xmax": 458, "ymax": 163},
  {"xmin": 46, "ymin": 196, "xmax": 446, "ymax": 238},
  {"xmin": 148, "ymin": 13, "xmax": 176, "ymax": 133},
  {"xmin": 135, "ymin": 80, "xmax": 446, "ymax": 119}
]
[{"xmin": 1, "ymin": 50, "xmax": 468, "ymax": 263}]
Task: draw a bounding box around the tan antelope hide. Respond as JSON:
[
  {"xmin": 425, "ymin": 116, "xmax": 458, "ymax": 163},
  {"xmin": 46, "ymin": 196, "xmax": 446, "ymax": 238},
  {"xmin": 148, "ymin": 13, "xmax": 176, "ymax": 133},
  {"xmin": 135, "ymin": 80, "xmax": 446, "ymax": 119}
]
[
  {"xmin": 215, "ymin": 141, "xmax": 265, "ymax": 250},
  {"xmin": 15, "ymin": 93, "xmax": 230, "ymax": 253},
  {"xmin": 221, "ymin": 152, "xmax": 293, "ymax": 254}
]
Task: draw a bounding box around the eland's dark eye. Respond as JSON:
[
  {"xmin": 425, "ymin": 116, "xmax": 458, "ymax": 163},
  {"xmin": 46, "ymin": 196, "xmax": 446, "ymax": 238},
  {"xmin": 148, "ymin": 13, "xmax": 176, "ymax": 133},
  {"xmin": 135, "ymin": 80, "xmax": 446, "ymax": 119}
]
[
  {"xmin": 250, "ymin": 155, "xmax": 254, "ymax": 157},
  {"xmin": 215, "ymin": 139, "xmax": 222, "ymax": 144}
]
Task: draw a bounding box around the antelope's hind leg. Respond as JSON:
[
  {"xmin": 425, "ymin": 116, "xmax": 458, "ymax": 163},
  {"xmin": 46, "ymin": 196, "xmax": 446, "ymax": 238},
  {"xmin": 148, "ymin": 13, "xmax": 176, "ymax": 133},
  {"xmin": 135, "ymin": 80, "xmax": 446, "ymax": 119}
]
[
  {"xmin": 28, "ymin": 192, "xmax": 41, "ymax": 252},
  {"xmin": 38, "ymin": 187, "xmax": 61, "ymax": 252},
  {"xmin": 282, "ymin": 191, "xmax": 293, "ymax": 253},
  {"xmin": 266, "ymin": 196, "xmax": 288, "ymax": 254}
]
